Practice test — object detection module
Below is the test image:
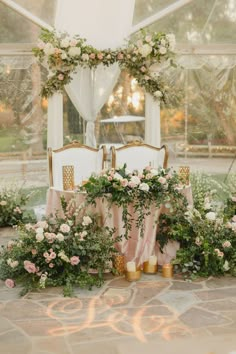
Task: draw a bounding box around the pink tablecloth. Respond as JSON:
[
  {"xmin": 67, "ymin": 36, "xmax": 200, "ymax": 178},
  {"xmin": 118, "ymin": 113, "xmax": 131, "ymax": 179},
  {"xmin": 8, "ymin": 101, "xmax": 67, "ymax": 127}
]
[{"xmin": 46, "ymin": 186, "xmax": 193, "ymax": 266}]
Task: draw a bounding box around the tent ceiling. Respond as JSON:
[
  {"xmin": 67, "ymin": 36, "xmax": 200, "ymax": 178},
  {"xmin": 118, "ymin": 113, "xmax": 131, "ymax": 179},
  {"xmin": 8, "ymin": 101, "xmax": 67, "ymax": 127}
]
[{"xmin": 0, "ymin": 0, "xmax": 236, "ymax": 53}]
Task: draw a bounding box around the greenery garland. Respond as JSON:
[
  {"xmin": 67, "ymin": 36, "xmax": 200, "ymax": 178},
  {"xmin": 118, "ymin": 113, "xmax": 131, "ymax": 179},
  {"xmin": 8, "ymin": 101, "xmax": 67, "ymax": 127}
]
[{"xmin": 32, "ymin": 28, "xmax": 176, "ymax": 102}]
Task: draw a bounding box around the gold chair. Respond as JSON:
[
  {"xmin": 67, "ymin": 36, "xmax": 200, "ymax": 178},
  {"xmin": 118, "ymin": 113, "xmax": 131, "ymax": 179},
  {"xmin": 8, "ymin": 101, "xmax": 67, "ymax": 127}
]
[
  {"xmin": 48, "ymin": 141, "xmax": 107, "ymax": 190},
  {"xmin": 111, "ymin": 141, "xmax": 168, "ymax": 170}
]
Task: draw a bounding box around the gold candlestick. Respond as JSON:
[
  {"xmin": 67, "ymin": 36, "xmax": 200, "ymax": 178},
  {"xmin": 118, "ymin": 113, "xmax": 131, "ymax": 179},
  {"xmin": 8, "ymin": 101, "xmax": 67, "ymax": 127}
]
[
  {"xmin": 162, "ymin": 263, "xmax": 173, "ymax": 278},
  {"xmin": 143, "ymin": 261, "xmax": 158, "ymax": 274},
  {"xmin": 179, "ymin": 166, "xmax": 190, "ymax": 185},
  {"xmin": 62, "ymin": 165, "xmax": 74, "ymax": 190}
]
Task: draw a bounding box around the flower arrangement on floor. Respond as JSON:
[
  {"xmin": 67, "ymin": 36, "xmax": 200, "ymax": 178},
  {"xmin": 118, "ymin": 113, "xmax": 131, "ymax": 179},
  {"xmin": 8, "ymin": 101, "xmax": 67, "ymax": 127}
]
[
  {"xmin": 80, "ymin": 164, "xmax": 187, "ymax": 239},
  {"xmin": 158, "ymin": 182, "xmax": 236, "ymax": 278},
  {"xmin": 33, "ymin": 28, "xmax": 176, "ymax": 101},
  {"xmin": 0, "ymin": 184, "xmax": 36, "ymax": 227},
  {"xmin": 0, "ymin": 197, "xmax": 119, "ymax": 296}
]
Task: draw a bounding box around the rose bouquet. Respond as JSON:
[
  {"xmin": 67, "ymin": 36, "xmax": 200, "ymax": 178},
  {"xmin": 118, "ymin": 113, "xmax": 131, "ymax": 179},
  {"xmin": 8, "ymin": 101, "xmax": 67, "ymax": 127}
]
[
  {"xmin": 81, "ymin": 164, "xmax": 186, "ymax": 239},
  {"xmin": 0, "ymin": 197, "xmax": 119, "ymax": 296}
]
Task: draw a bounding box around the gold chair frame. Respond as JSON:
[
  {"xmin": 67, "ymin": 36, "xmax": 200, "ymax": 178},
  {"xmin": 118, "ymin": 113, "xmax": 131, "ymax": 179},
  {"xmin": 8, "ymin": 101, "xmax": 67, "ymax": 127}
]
[
  {"xmin": 48, "ymin": 141, "xmax": 107, "ymax": 187},
  {"xmin": 111, "ymin": 141, "xmax": 168, "ymax": 169}
]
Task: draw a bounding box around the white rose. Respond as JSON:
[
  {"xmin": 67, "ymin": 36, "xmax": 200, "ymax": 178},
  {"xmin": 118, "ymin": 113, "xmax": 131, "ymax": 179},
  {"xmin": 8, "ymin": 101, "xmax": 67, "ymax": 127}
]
[
  {"xmin": 43, "ymin": 43, "xmax": 55, "ymax": 56},
  {"xmin": 36, "ymin": 227, "xmax": 44, "ymax": 235},
  {"xmin": 206, "ymin": 211, "xmax": 216, "ymax": 221},
  {"xmin": 61, "ymin": 52, "xmax": 67, "ymax": 59},
  {"xmin": 159, "ymin": 46, "xmax": 167, "ymax": 55},
  {"xmin": 68, "ymin": 47, "xmax": 81, "ymax": 57},
  {"xmin": 36, "ymin": 233, "xmax": 44, "ymax": 242},
  {"xmin": 145, "ymin": 35, "xmax": 152, "ymax": 43},
  {"xmin": 130, "ymin": 176, "xmax": 141, "ymax": 186},
  {"xmin": 10, "ymin": 260, "xmax": 19, "ymax": 268},
  {"xmin": 82, "ymin": 53, "xmax": 89, "ymax": 61},
  {"xmin": 150, "ymin": 168, "xmax": 158, "ymax": 175},
  {"xmin": 161, "ymin": 39, "xmax": 166, "ymax": 46},
  {"xmin": 204, "ymin": 202, "xmax": 212, "ymax": 210},
  {"xmin": 139, "ymin": 183, "xmax": 149, "ymax": 192},
  {"xmin": 60, "ymin": 38, "xmax": 70, "ymax": 48},
  {"xmin": 56, "ymin": 233, "xmax": 64, "ymax": 242},
  {"xmin": 82, "ymin": 216, "xmax": 93, "ymax": 226},
  {"xmin": 154, "ymin": 90, "xmax": 163, "ymax": 98},
  {"xmin": 139, "ymin": 44, "xmax": 152, "ymax": 57},
  {"xmin": 223, "ymin": 260, "xmax": 230, "ymax": 271},
  {"xmin": 114, "ymin": 173, "xmax": 123, "ymax": 180}
]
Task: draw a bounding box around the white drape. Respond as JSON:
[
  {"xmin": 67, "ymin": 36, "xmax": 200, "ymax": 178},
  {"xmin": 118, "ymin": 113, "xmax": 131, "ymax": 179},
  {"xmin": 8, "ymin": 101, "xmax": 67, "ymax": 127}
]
[
  {"xmin": 65, "ymin": 65, "xmax": 120, "ymax": 146},
  {"xmin": 54, "ymin": 0, "xmax": 135, "ymax": 146},
  {"xmin": 145, "ymin": 93, "xmax": 161, "ymax": 147},
  {"xmin": 47, "ymin": 93, "xmax": 63, "ymax": 149}
]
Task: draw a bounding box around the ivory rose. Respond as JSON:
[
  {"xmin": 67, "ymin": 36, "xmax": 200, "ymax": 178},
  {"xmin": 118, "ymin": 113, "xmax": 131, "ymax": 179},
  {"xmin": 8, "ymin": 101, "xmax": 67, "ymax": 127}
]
[{"xmin": 60, "ymin": 224, "xmax": 70, "ymax": 233}]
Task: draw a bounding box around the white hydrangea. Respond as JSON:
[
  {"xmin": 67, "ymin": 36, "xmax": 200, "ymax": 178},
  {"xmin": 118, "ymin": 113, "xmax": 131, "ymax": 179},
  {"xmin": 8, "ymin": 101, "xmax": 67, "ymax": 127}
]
[
  {"xmin": 43, "ymin": 43, "xmax": 55, "ymax": 56},
  {"xmin": 60, "ymin": 38, "xmax": 70, "ymax": 48},
  {"xmin": 68, "ymin": 47, "xmax": 81, "ymax": 57},
  {"xmin": 206, "ymin": 211, "xmax": 216, "ymax": 221},
  {"xmin": 139, "ymin": 44, "xmax": 152, "ymax": 57}
]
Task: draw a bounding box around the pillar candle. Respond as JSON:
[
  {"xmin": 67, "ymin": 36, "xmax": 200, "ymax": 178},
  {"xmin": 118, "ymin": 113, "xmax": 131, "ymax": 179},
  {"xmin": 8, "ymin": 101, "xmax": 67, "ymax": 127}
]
[{"xmin": 126, "ymin": 261, "xmax": 136, "ymax": 272}]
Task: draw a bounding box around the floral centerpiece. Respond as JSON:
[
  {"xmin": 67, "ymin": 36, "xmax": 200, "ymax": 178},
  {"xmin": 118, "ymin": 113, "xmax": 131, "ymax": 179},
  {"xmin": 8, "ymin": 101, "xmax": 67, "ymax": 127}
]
[
  {"xmin": 80, "ymin": 164, "xmax": 187, "ymax": 239},
  {"xmin": 0, "ymin": 197, "xmax": 119, "ymax": 296},
  {"xmin": 33, "ymin": 28, "xmax": 176, "ymax": 101},
  {"xmin": 158, "ymin": 185, "xmax": 236, "ymax": 278},
  {"xmin": 0, "ymin": 183, "xmax": 36, "ymax": 227}
]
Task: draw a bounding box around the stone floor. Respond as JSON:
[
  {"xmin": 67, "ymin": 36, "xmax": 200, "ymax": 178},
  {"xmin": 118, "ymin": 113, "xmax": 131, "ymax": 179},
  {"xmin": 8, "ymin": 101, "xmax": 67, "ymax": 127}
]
[{"xmin": 1, "ymin": 228, "xmax": 236, "ymax": 354}]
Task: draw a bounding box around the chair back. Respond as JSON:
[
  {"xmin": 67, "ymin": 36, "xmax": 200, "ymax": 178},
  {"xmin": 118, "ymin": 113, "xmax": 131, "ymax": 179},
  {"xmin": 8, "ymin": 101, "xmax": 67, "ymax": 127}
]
[
  {"xmin": 111, "ymin": 142, "xmax": 168, "ymax": 171},
  {"xmin": 48, "ymin": 141, "xmax": 107, "ymax": 189}
]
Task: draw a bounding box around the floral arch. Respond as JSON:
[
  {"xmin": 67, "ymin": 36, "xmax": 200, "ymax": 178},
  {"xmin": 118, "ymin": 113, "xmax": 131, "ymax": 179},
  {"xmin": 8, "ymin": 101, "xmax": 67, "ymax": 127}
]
[{"xmin": 33, "ymin": 28, "xmax": 176, "ymax": 148}]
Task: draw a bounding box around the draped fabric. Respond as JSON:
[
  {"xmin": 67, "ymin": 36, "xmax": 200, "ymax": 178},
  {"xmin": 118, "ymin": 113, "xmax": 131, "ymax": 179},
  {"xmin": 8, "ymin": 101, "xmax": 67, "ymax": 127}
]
[{"xmin": 54, "ymin": 0, "xmax": 135, "ymax": 146}]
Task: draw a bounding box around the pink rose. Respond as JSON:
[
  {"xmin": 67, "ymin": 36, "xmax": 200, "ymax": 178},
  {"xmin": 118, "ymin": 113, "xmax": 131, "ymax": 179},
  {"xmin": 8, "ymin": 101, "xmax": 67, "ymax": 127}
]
[
  {"xmin": 50, "ymin": 251, "xmax": 56, "ymax": 259},
  {"xmin": 43, "ymin": 252, "xmax": 49, "ymax": 258},
  {"xmin": 97, "ymin": 52, "xmax": 103, "ymax": 60},
  {"xmin": 45, "ymin": 232, "xmax": 56, "ymax": 243},
  {"xmin": 121, "ymin": 179, "xmax": 128, "ymax": 187},
  {"xmin": 54, "ymin": 47, "xmax": 61, "ymax": 54},
  {"xmin": 13, "ymin": 207, "xmax": 22, "ymax": 214},
  {"xmin": 36, "ymin": 221, "xmax": 48, "ymax": 229},
  {"xmin": 232, "ymin": 215, "xmax": 236, "ymax": 223},
  {"xmin": 231, "ymin": 196, "xmax": 236, "ymax": 202},
  {"xmin": 49, "ymin": 263, "xmax": 54, "ymax": 268},
  {"xmin": 70, "ymin": 39, "xmax": 78, "ymax": 47},
  {"xmin": 59, "ymin": 224, "xmax": 70, "ymax": 233},
  {"xmin": 70, "ymin": 256, "xmax": 80, "ymax": 265},
  {"xmin": 24, "ymin": 260, "xmax": 38, "ymax": 274},
  {"xmin": 117, "ymin": 52, "xmax": 124, "ymax": 60},
  {"xmin": 144, "ymin": 75, "xmax": 150, "ymax": 80},
  {"xmin": 58, "ymin": 74, "xmax": 64, "ymax": 81},
  {"xmin": 89, "ymin": 53, "xmax": 96, "ymax": 59},
  {"xmin": 158, "ymin": 176, "xmax": 167, "ymax": 184},
  {"xmin": 140, "ymin": 66, "xmax": 146, "ymax": 72},
  {"xmin": 31, "ymin": 249, "xmax": 37, "ymax": 255},
  {"xmin": 223, "ymin": 241, "xmax": 231, "ymax": 248},
  {"xmin": 5, "ymin": 279, "xmax": 15, "ymax": 288}
]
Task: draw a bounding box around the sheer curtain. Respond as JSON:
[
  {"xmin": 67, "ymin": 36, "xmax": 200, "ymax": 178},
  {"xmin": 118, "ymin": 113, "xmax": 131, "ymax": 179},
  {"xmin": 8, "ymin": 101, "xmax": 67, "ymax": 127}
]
[{"xmin": 54, "ymin": 0, "xmax": 135, "ymax": 146}]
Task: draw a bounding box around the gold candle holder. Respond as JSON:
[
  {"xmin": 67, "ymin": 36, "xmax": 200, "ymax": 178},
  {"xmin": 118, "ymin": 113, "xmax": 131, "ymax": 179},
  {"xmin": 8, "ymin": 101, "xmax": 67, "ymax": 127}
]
[
  {"xmin": 143, "ymin": 261, "xmax": 158, "ymax": 274},
  {"xmin": 179, "ymin": 166, "xmax": 190, "ymax": 185},
  {"xmin": 162, "ymin": 263, "xmax": 173, "ymax": 278},
  {"xmin": 113, "ymin": 254, "xmax": 125, "ymax": 275},
  {"xmin": 125, "ymin": 266, "xmax": 141, "ymax": 282},
  {"xmin": 62, "ymin": 165, "xmax": 74, "ymax": 190}
]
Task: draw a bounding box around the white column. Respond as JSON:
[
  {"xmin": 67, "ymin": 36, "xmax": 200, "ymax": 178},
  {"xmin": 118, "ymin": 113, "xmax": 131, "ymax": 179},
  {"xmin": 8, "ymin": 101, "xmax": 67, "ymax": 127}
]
[
  {"xmin": 47, "ymin": 93, "xmax": 63, "ymax": 149},
  {"xmin": 145, "ymin": 93, "xmax": 161, "ymax": 147}
]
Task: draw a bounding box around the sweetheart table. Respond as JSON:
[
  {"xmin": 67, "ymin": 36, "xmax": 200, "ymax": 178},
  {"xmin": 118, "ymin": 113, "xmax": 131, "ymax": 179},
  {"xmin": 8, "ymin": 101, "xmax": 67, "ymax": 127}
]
[{"xmin": 46, "ymin": 186, "xmax": 193, "ymax": 267}]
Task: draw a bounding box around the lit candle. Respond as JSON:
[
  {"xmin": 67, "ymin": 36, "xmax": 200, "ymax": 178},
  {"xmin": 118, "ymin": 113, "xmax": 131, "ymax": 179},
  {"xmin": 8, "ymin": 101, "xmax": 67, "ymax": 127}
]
[
  {"xmin": 149, "ymin": 255, "xmax": 158, "ymax": 265},
  {"xmin": 162, "ymin": 263, "xmax": 173, "ymax": 278},
  {"xmin": 126, "ymin": 261, "xmax": 136, "ymax": 272}
]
